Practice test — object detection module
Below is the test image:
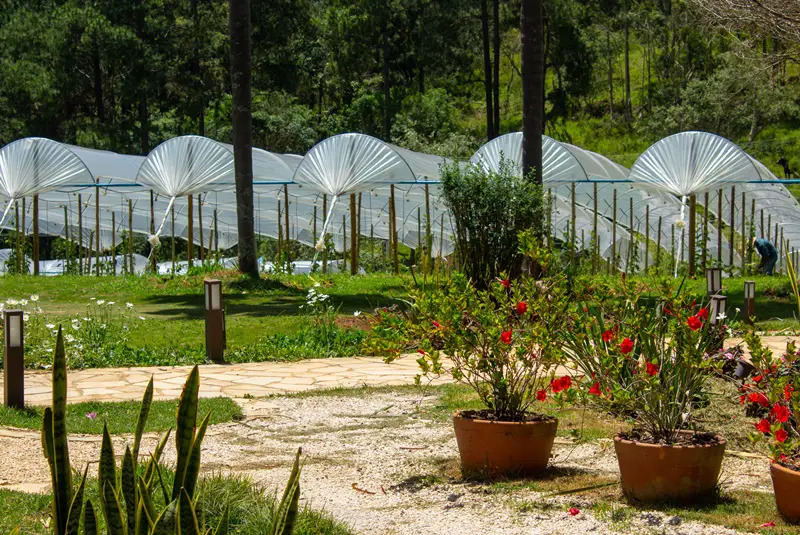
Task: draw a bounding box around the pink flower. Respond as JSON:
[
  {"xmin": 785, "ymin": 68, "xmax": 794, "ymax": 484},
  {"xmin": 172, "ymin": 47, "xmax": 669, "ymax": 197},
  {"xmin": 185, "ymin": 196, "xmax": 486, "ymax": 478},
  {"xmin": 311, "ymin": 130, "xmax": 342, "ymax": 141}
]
[
  {"xmin": 86, "ymin": 412, "xmax": 98, "ymax": 420},
  {"xmin": 761, "ymin": 521, "xmax": 776, "ymax": 527},
  {"xmin": 568, "ymin": 507, "xmax": 580, "ymax": 516},
  {"xmin": 500, "ymin": 330, "xmax": 512, "ymax": 344}
]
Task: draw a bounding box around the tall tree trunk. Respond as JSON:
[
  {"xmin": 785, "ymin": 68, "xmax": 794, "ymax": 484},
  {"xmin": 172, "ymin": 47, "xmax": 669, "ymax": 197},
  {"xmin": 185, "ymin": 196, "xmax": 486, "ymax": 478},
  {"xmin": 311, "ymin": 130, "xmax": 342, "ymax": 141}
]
[
  {"xmin": 481, "ymin": 0, "xmax": 495, "ymax": 140},
  {"xmin": 607, "ymin": 29, "xmax": 614, "ymax": 120},
  {"xmin": 623, "ymin": 7, "xmax": 632, "ymax": 119},
  {"xmin": 382, "ymin": 17, "xmax": 391, "ymax": 141},
  {"xmin": 521, "ymin": 0, "xmax": 544, "ymax": 186},
  {"xmin": 93, "ymin": 44, "xmax": 104, "ymax": 121},
  {"xmin": 228, "ymin": 0, "xmax": 258, "ymax": 277},
  {"xmin": 492, "ymin": 0, "xmax": 501, "ymax": 136},
  {"xmin": 139, "ymin": 92, "xmax": 149, "ymax": 154}
]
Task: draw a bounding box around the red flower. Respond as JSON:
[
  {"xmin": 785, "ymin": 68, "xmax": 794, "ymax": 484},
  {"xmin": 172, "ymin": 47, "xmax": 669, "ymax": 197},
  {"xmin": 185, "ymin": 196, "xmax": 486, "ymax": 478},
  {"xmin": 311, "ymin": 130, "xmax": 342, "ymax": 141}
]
[
  {"xmin": 516, "ymin": 301, "xmax": 527, "ymax": 315},
  {"xmin": 753, "ymin": 374, "xmax": 763, "ymax": 384},
  {"xmin": 645, "ymin": 362, "xmax": 659, "ymax": 376},
  {"xmin": 500, "ymin": 330, "xmax": 512, "ymax": 344},
  {"xmin": 432, "ymin": 320, "xmax": 442, "ymax": 329},
  {"xmin": 749, "ymin": 392, "xmax": 770, "ymax": 407},
  {"xmin": 687, "ymin": 315, "xmax": 702, "ymax": 331},
  {"xmin": 588, "ymin": 382, "xmax": 601, "ymax": 396},
  {"xmin": 536, "ymin": 390, "xmax": 547, "ymax": 401},
  {"xmin": 776, "ymin": 429, "xmax": 789, "ymax": 443},
  {"xmin": 551, "ymin": 375, "xmax": 572, "ymax": 393},
  {"xmin": 785, "ymin": 384, "xmax": 795, "ymax": 401},
  {"xmin": 602, "ymin": 329, "xmax": 614, "ymax": 343},
  {"xmin": 755, "ymin": 419, "xmax": 771, "ymax": 434},
  {"xmin": 761, "ymin": 521, "xmax": 776, "ymax": 527},
  {"xmin": 499, "ymin": 279, "xmax": 510, "ymax": 289},
  {"xmin": 698, "ymin": 307, "xmax": 709, "ymax": 320},
  {"xmin": 664, "ymin": 307, "xmax": 673, "ymax": 317},
  {"xmin": 418, "ymin": 349, "xmax": 426, "ymax": 355},
  {"xmin": 773, "ymin": 404, "xmax": 790, "ymax": 423},
  {"xmin": 739, "ymin": 395, "xmax": 746, "ymax": 404},
  {"xmin": 568, "ymin": 507, "xmax": 580, "ymax": 516},
  {"xmin": 620, "ymin": 338, "xmax": 634, "ymax": 354}
]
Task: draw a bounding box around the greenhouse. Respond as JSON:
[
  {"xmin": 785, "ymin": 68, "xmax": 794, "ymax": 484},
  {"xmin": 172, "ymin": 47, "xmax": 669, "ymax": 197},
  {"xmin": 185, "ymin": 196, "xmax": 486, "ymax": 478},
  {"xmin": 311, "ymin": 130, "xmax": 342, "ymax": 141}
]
[{"xmin": 0, "ymin": 130, "xmax": 798, "ymax": 275}]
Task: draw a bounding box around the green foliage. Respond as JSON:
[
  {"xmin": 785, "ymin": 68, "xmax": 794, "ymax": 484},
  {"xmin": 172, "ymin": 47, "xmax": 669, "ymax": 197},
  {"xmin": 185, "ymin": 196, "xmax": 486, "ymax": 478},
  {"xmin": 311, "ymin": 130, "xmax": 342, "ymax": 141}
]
[
  {"xmin": 564, "ymin": 279, "xmax": 728, "ymax": 443},
  {"xmin": 440, "ymin": 161, "xmax": 545, "ymax": 287},
  {"xmin": 38, "ymin": 329, "xmax": 303, "ymax": 535}
]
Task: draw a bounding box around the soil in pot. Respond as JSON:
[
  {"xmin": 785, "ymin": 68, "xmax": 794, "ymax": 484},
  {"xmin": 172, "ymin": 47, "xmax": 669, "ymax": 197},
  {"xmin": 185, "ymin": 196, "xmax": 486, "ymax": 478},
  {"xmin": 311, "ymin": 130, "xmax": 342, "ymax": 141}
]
[
  {"xmin": 614, "ymin": 431, "xmax": 726, "ymax": 502},
  {"xmin": 771, "ymin": 459, "xmax": 800, "ymax": 523},
  {"xmin": 452, "ymin": 410, "xmax": 558, "ymax": 478}
]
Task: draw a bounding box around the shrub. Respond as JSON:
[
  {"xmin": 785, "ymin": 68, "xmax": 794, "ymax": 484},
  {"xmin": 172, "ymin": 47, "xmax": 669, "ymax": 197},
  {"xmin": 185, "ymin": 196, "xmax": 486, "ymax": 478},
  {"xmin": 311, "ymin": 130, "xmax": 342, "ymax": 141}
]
[{"xmin": 440, "ymin": 161, "xmax": 544, "ymax": 287}]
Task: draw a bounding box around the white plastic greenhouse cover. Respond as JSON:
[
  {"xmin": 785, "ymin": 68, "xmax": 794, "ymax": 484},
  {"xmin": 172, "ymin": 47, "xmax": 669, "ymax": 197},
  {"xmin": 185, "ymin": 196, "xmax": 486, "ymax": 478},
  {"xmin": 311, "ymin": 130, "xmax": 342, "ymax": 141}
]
[
  {"xmin": 136, "ymin": 135, "xmax": 234, "ymax": 197},
  {"xmin": 628, "ymin": 131, "xmax": 772, "ymax": 197}
]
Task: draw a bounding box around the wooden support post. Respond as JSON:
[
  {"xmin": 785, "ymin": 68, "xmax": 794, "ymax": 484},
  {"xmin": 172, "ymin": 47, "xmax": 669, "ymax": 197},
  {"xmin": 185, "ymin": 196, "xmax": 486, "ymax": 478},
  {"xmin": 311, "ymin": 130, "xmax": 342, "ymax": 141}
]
[
  {"xmin": 425, "ymin": 184, "xmax": 432, "ymax": 272},
  {"xmin": 717, "ymin": 189, "xmax": 723, "ymax": 263},
  {"xmin": 627, "ymin": 196, "xmax": 634, "ymax": 274},
  {"xmin": 20, "ymin": 199, "xmax": 25, "ymax": 274},
  {"xmin": 760, "ymin": 209, "xmax": 765, "ymax": 237},
  {"xmin": 357, "ymin": 192, "xmax": 362, "ymax": 263},
  {"xmin": 149, "ymin": 190, "xmax": 156, "ymax": 272},
  {"xmin": 277, "ymin": 200, "xmax": 282, "ymax": 261},
  {"xmin": 611, "ymin": 189, "xmax": 617, "ymax": 272},
  {"xmin": 688, "ymin": 195, "xmax": 696, "ymax": 277},
  {"xmin": 14, "ymin": 201, "xmax": 20, "ymax": 273},
  {"xmin": 313, "ymin": 205, "xmax": 317, "ymax": 247},
  {"xmin": 198, "ymin": 194, "xmax": 204, "ymax": 263},
  {"xmin": 644, "ymin": 204, "xmax": 650, "ymax": 272},
  {"xmin": 702, "ymin": 192, "xmax": 709, "ymax": 273},
  {"xmin": 78, "ymin": 194, "xmax": 83, "ymax": 274},
  {"xmin": 214, "ymin": 209, "xmax": 219, "ymax": 261},
  {"xmin": 95, "ymin": 182, "xmax": 100, "ymax": 276},
  {"xmin": 350, "ymin": 193, "xmax": 357, "ymax": 275},
  {"xmin": 570, "ymin": 183, "xmax": 576, "ymax": 263},
  {"xmin": 187, "ymin": 194, "xmax": 194, "ymax": 269},
  {"xmin": 768, "ymin": 214, "xmax": 772, "ymax": 243},
  {"xmin": 417, "ymin": 206, "xmax": 422, "ymax": 265},
  {"xmin": 749, "ymin": 199, "xmax": 756, "ymax": 269},
  {"xmin": 284, "ymin": 184, "xmax": 290, "ymax": 267},
  {"xmin": 111, "ymin": 211, "xmax": 116, "ymax": 275},
  {"xmin": 321, "ymin": 194, "xmax": 328, "ymax": 274},
  {"xmin": 87, "ymin": 231, "xmax": 93, "ymax": 275},
  {"xmin": 128, "ymin": 199, "xmax": 133, "ymax": 275},
  {"xmin": 171, "ymin": 203, "xmax": 176, "ymax": 274},
  {"xmin": 741, "ymin": 191, "xmax": 747, "ymax": 271},
  {"xmin": 779, "ymin": 226, "xmax": 784, "ymax": 273},
  {"xmin": 670, "ymin": 224, "xmax": 676, "ymax": 274},
  {"xmin": 63, "ymin": 204, "xmax": 71, "ymax": 273},
  {"xmin": 729, "ymin": 186, "xmax": 735, "ymax": 271},
  {"xmin": 32, "ymin": 195, "xmax": 39, "ymax": 275},
  {"xmin": 592, "ymin": 182, "xmax": 598, "ymax": 274},
  {"xmin": 390, "ymin": 184, "xmax": 399, "ymax": 274}
]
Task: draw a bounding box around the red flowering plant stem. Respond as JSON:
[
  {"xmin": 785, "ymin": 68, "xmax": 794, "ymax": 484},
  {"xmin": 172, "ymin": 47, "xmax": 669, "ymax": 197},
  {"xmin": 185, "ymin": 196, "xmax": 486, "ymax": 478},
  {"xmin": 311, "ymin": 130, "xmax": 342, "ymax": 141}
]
[
  {"xmin": 563, "ymin": 279, "xmax": 724, "ymax": 444},
  {"xmin": 740, "ymin": 332, "xmax": 800, "ymax": 463},
  {"xmin": 369, "ymin": 240, "xmax": 572, "ymax": 422}
]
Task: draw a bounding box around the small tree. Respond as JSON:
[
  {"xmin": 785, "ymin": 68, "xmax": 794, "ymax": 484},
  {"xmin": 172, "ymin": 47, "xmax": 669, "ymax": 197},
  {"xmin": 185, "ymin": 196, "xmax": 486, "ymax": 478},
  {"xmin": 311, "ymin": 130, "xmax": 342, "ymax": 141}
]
[{"xmin": 440, "ymin": 161, "xmax": 544, "ymax": 287}]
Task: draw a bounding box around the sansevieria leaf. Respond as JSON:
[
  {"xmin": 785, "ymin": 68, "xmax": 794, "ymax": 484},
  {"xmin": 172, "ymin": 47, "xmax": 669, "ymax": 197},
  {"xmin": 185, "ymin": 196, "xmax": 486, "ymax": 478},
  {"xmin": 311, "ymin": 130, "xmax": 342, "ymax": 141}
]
[
  {"xmin": 151, "ymin": 499, "xmax": 177, "ymax": 535},
  {"xmin": 102, "ymin": 481, "xmax": 126, "ymax": 535},
  {"xmin": 97, "ymin": 424, "xmax": 116, "ymax": 507},
  {"xmin": 183, "ymin": 412, "xmax": 211, "ymax": 499},
  {"xmin": 65, "ymin": 465, "xmax": 88, "ymax": 535},
  {"xmin": 121, "ymin": 446, "xmax": 137, "ymax": 533},
  {"xmin": 173, "ymin": 366, "xmax": 199, "ymax": 500},
  {"xmin": 52, "ymin": 327, "xmax": 72, "ymax": 535},
  {"xmin": 133, "ymin": 377, "xmax": 154, "ymax": 463},
  {"xmin": 83, "ymin": 499, "xmax": 97, "ymax": 535},
  {"xmin": 179, "ymin": 488, "xmax": 201, "ymax": 535}
]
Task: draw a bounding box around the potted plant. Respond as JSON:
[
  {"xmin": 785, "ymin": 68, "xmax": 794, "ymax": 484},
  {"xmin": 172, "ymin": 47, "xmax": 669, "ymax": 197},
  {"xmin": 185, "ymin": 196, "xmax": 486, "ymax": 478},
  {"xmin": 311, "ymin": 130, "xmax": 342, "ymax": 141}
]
[
  {"xmin": 564, "ymin": 282, "xmax": 728, "ymax": 502},
  {"xmin": 739, "ymin": 333, "xmax": 800, "ymax": 523},
  {"xmin": 371, "ymin": 251, "xmax": 570, "ymax": 477}
]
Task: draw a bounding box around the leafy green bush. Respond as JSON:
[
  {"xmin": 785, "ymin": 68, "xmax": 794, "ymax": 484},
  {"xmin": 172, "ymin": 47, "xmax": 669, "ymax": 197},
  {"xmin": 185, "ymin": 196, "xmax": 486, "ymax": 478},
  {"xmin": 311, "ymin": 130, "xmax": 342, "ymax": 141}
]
[{"xmin": 440, "ymin": 161, "xmax": 545, "ymax": 287}]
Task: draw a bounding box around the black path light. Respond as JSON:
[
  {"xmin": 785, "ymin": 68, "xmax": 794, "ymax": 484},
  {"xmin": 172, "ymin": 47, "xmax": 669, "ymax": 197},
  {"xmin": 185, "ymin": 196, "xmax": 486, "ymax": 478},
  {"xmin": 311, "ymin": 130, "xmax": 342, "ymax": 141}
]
[
  {"xmin": 204, "ymin": 279, "xmax": 226, "ymax": 363},
  {"xmin": 3, "ymin": 309, "xmax": 24, "ymax": 408},
  {"xmin": 706, "ymin": 268, "xmax": 722, "ymax": 296}
]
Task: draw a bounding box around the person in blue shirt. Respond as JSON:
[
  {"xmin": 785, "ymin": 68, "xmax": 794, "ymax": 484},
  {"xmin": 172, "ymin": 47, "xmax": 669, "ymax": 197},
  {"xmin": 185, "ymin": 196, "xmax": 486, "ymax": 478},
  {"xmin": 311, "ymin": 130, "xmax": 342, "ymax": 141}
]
[{"xmin": 753, "ymin": 237, "xmax": 779, "ymax": 275}]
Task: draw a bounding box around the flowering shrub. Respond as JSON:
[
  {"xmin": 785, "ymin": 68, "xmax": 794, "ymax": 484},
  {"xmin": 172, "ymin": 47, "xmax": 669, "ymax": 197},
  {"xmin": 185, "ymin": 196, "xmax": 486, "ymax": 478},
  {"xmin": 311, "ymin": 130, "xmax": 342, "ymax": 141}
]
[
  {"xmin": 564, "ymin": 280, "xmax": 726, "ymax": 443},
  {"xmin": 372, "ymin": 261, "xmax": 571, "ymax": 421},
  {"xmin": 739, "ymin": 332, "xmax": 799, "ymax": 467}
]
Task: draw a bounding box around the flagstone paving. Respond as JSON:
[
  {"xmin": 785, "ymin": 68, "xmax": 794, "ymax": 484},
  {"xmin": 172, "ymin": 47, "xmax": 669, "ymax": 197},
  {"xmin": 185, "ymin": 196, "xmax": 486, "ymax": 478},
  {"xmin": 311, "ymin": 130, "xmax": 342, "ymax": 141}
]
[{"xmin": 0, "ymin": 336, "xmax": 795, "ymax": 405}]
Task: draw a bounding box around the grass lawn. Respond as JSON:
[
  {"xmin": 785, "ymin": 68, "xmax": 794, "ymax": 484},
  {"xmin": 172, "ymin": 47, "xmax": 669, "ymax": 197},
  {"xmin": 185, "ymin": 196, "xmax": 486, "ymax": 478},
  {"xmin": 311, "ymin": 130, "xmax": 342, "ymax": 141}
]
[
  {"xmin": 0, "ymin": 473, "xmax": 353, "ymax": 535},
  {"xmin": 0, "ymin": 396, "xmax": 243, "ymax": 434}
]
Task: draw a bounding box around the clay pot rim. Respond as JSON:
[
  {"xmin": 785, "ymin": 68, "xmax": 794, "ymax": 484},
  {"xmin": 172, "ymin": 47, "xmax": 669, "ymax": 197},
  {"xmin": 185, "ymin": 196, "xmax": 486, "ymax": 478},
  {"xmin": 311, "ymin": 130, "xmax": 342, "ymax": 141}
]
[
  {"xmin": 772, "ymin": 461, "xmax": 800, "ymax": 476},
  {"xmin": 614, "ymin": 432, "xmax": 726, "ymax": 450},
  {"xmin": 452, "ymin": 409, "xmax": 558, "ymax": 426}
]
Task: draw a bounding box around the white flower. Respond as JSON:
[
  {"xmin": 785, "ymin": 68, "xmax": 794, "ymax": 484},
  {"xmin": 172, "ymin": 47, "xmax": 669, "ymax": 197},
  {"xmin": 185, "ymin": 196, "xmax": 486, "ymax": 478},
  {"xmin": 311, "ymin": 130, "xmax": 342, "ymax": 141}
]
[
  {"xmin": 65, "ymin": 334, "xmax": 75, "ymax": 343},
  {"xmin": 314, "ymin": 239, "xmax": 325, "ymax": 251},
  {"xmin": 90, "ymin": 297, "xmax": 96, "ymax": 301},
  {"xmin": 735, "ymin": 307, "xmax": 741, "ymax": 314},
  {"xmin": 71, "ymin": 323, "xmax": 80, "ymax": 331},
  {"xmin": 23, "ymin": 313, "xmax": 29, "ymax": 322},
  {"xmin": 107, "ymin": 301, "xmax": 115, "ymax": 306},
  {"xmin": 139, "ymin": 316, "xmax": 146, "ymax": 321},
  {"xmin": 676, "ymin": 220, "xmax": 686, "ymax": 229},
  {"xmin": 20, "ymin": 299, "xmax": 28, "ymax": 306},
  {"xmin": 716, "ymin": 312, "xmax": 727, "ymax": 321},
  {"xmin": 126, "ymin": 302, "xmax": 134, "ymax": 308},
  {"xmin": 82, "ymin": 317, "xmax": 90, "ymax": 321},
  {"xmin": 148, "ymin": 234, "xmax": 160, "ymax": 248},
  {"xmin": 45, "ymin": 323, "xmax": 55, "ymax": 329},
  {"xmin": 353, "ymin": 311, "xmax": 361, "ymax": 317},
  {"xmin": 30, "ymin": 294, "xmax": 39, "ymax": 302},
  {"xmin": 6, "ymin": 299, "xmax": 18, "ymax": 306},
  {"xmin": 314, "ymin": 282, "xmax": 321, "ymax": 288},
  {"xmin": 96, "ymin": 300, "xmax": 105, "ymax": 305}
]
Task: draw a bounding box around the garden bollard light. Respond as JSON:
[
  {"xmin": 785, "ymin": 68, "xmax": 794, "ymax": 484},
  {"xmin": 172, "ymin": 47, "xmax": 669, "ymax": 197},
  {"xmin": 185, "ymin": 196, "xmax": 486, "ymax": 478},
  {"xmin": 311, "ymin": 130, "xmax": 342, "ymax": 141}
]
[
  {"xmin": 744, "ymin": 281, "xmax": 756, "ymax": 324},
  {"xmin": 709, "ymin": 294, "xmax": 728, "ymax": 325},
  {"xmin": 706, "ymin": 268, "xmax": 722, "ymax": 295},
  {"xmin": 204, "ymin": 279, "xmax": 226, "ymax": 363},
  {"xmin": 3, "ymin": 309, "xmax": 24, "ymax": 409}
]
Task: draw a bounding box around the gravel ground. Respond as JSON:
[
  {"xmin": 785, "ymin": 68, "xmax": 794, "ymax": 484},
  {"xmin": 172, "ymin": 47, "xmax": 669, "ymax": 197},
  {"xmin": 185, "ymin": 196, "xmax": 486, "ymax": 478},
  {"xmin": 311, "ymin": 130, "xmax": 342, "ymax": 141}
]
[{"xmin": 0, "ymin": 390, "xmax": 776, "ymax": 535}]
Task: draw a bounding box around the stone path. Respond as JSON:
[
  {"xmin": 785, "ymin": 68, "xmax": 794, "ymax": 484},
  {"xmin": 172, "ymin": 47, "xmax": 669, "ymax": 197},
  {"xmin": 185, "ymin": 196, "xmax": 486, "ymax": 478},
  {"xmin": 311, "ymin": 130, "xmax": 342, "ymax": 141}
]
[{"xmin": 1, "ymin": 336, "xmax": 796, "ymax": 405}]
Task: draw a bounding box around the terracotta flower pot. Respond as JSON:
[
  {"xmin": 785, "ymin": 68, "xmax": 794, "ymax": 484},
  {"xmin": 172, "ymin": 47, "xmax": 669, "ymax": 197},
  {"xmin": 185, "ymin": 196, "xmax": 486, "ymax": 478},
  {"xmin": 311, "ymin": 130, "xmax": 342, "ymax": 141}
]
[
  {"xmin": 614, "ymin": 433, "xmax": 726, "ymax": 502},
  {"xmin": 452, "ymin": 411, "xmax": 558, "ymax": 477},
  {"xmin": 771, "ymin": 462, "xmax": 800, "ymax": 523}
]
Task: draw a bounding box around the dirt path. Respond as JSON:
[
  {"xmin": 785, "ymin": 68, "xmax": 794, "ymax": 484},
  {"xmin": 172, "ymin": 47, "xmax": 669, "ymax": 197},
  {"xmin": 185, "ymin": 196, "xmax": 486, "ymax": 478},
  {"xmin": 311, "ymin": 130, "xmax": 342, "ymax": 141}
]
[{"xmin": 0, "ymin": 390, "xmax": 776, "ymax": 535}]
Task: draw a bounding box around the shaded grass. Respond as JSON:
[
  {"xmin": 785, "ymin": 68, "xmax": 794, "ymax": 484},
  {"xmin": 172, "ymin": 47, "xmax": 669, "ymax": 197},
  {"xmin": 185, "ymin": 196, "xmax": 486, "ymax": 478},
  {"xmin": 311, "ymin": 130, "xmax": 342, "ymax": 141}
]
[
  {"xmin": 0, "ymin": 396, "xmax": 243, "ymax": 434},
  {"xmin": 0, "ymin": 472, "xmax": 352, "ymax": 535}
]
